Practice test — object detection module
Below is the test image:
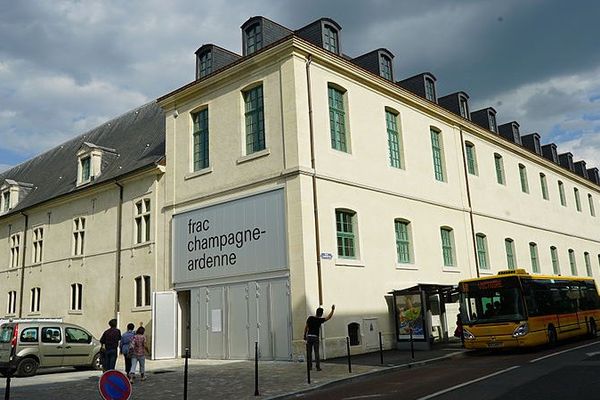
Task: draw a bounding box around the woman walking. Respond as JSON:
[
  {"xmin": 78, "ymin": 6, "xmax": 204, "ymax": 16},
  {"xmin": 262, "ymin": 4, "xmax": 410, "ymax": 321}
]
[{"xmin": 128, "ymin": 326, "xmax": 149, "ymax": 382}]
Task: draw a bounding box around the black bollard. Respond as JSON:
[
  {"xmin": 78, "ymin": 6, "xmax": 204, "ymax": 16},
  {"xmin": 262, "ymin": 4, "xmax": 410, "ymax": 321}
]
[
  {"xmin": 4, "ymin": 373, "xmax": 10, "ymax": 400},
  {"xmin": 346, "ymin": 337, "xmax": 352, "ymax": 373},
  {"xmin": 306, "ymin": 343, "xmax": 311, "ymax": 384},
  {"xmin": 183, "ymin": 348, "xmax": 189, "ymax": 400},
  {"xmin": 409, "ymin": 327, "xmax": 415, "ymax": 360},
  {"xmin": 379, "ymin": 332, "xmax": 384, "ymax": 365},
  {"xmin": 254, "ymin": 342, "xmax": 259, "ymax": 396}
]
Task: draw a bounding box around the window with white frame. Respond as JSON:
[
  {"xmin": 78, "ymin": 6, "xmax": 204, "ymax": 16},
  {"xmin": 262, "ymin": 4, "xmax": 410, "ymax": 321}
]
[
  {"xmin": 505, "ymin": 238, "xmax": 516, "ymax": 270},
  {"xmin": 7, "ymin": 291, "xmax": 16, "ymax": 315},
  {"xmin": 440, "ymin": 227, "xmax": 455, "ymax": 267},
  {"xmin": 568, "ymin": 249, "xmax": 577, "ymax": 275},
  {"xmin": 529, "ymin": 242, "xmax": 540, "ymax": 273},
  {"xmin": 588, "ymin": 194, "xmax": 596, "ymax": 217},
  {"xmin": 70, "ymin": 283, "xmax": 83, "ymax": 311},
  {"xmin": 32, "ymin": 227, "xmax": 44, "ymax": 264},
  {"xmin": 574, "ymin": 188, "xmax": 582, "ymax": 211},
  {"xmin": 328, "ymin": 85, "xmax": 348, "ymax": 152},
  {"xmin": 9, "ymin": 233, "xmax": 20, "ymax": 268},
  {"xmin": 551, "ymin": 246, "xmax": 560, "ymax": 274},
  {"xmin": 584, "ymin": 252, "xmax": 592, "ymax": 277},
  {"xmin": 465, "ymin": 142, "xmax": 478, "ymax": 175},
  {"xmin": 540, "ymin": 173, "xmax": 549, "ymax": 200},
  {"xmin": 73, "ymin": 217, "xmax": 85, "ymax": 256},
  {"xmin": 134, "ymin": 199, "xmax": 151, "ymax": 244},
  {"xmin": 519, "ymin": 164, "xmax": 529, "ymax": 193},
  {"xmin": 30, "ymin": 287, "xmax": 41, "ymax": 313},
  {"xmin": 80, "ymin": 156, "xmax": 91, "ymax": 183},
  {"xmin": 494, "ymin": 153, "xmax": 505, "ymax": 185},
  {"xmin": 394, "ymin": 219, "xmax": 412, "ymax": 264},
  {"xmin": 558, "ymin": 181, "xmax": 567, "ymax": 206},
  {"xmin": 323, "ymin": 24, "xmax": 339, "ymax": 53},
  {"xmin": 135, "ymin": 275, "xmax": 151, "ymax": 307},
  {"xmin": 244, "ymin": 84, "xmax": 266, "ymax": 155},
  {"xmin": 336, "ymin": 209, "xmax": 358, "ymax": 259},
  {"xmin": 476, "ymin": 233, "xmax": 489, "ymax": 270}
]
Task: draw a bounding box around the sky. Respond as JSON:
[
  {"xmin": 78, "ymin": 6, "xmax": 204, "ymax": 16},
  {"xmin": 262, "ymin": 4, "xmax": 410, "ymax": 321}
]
[{"xmin": 1, "ymin": 0, "xmax": 599, "ymax": 173}]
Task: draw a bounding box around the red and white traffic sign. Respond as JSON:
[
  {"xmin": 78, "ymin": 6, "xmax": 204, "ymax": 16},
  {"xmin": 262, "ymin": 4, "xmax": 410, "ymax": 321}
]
[{"xmin": 98, "ymin": 370, "xmax": 132, "ymax": 400}]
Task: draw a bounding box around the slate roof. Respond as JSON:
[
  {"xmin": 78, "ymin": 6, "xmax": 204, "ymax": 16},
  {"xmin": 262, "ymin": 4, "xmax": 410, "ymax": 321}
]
[{"xmin": 0, "ymin": 101, "xmax": 165, "ymax": 216}]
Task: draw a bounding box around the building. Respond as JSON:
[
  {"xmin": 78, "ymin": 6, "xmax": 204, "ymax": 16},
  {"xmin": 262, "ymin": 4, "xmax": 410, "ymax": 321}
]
[{"xmin": 2, "ymin": 16, "xmax": 600, "ymax": 361}]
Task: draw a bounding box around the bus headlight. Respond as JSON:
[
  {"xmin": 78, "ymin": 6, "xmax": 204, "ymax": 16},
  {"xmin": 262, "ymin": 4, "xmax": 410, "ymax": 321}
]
[
  {"xmin": 463, "ymin": 328, "xmax": 475, "ymax": 340},
  {"xmin": 512, "ymin": 322, "xmax": 529, "ymax": 337}
]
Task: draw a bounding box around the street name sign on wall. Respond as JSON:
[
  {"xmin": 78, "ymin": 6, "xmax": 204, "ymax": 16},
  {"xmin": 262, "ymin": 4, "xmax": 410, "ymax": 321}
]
[{"xmin": 172, "ymin": 189, "xmax": 287, "ymax": 284}]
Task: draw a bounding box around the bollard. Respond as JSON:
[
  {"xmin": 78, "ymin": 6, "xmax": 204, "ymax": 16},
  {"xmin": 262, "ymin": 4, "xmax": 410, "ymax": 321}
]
[
  {"xmin": 4, "ymin": 373, "xmax": 11, "ymax": 400},
  {"xmin": 183, "ymin": 348, "xmax": 189, "ymax": 400},
  {"xmin": 346, "ymin": 337, "xmax": 352, "ymax": 373},
  {"xmin": 306, "ymin": 343, "xmax": 311, "ymax": 384},
  {"xmin": 379, "ymin": 332, "xmax": 384, "ymax": 365},
  {"xmin": 254, "ymin": 342, "xmax": 259, "ymax": 396},
  {"xmin": 409, "ymin": 327, "xmax": 415, "ymax": 361}
]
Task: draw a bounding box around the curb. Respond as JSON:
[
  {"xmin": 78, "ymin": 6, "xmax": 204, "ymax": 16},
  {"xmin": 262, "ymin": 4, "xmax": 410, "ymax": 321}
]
[{"xmin": 266, "ymin": 350, "xmax": 467, "ymax": 399}]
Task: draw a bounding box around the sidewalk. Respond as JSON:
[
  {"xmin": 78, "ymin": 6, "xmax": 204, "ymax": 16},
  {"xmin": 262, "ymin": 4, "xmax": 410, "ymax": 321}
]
[{"xmin": 0, "ymin": 342, "xmax": 467, "ymax": 399}]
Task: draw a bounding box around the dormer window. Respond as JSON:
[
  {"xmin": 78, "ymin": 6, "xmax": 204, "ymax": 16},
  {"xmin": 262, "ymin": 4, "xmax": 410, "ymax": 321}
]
[
  {"xmin": 379, "ymin": 54, "xmax": 393, "ymax": 80},
  {"xmin": 81, "ymin": 156, "xmax": 91, "ymax": 182},
  {"xmin": 76, "ymin": 142, "xmax": 116, "ymax": 186},
  {"xmin": 323, "ymin": 24, "xmax": 339, "ymax": 54},
  {"xmin": 459, "ymin": 97, "xmax": 469, "ymax": 118},
  {"xmin": 197, "ymin": 50, "xmax": 212, "ymax": 78},
  {"xmin": 488, "ymin": 112, "xmax": 497, "ymax": 133},
  {"xmin": 1, "ymin": 190, "xmax": 9, "ymax": 212},
  {"xmin": 245, "ymin": 23, "xmax": 262, "ymax": 55},
  {"xmin": 424, "ymin": 77, "xmax": 436, "ymax": 102}
]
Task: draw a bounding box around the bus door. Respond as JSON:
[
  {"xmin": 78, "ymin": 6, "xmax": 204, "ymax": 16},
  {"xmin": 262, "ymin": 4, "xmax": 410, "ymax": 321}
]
[{"xmin": 556, "ymin": 283, "xmax": 581, "ymax": 334}]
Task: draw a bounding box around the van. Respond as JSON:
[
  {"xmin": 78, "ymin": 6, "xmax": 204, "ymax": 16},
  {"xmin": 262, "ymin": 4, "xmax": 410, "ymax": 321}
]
[{"xmin": 0, "ymin": 321, "xmax": 102, "ymax": 377}]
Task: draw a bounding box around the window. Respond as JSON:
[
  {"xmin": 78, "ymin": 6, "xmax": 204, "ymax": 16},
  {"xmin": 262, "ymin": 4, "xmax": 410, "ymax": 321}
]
[
  {"xmin": 80, "ymin": 156, "xmax": 91, "ymax": 182},
  {"xmin": 558, "ymin": 181, "xmax": 566, "ymax": 206},
  {"xmin": 380, "ymin": 55, "xmax": 392, "ymax": 80},
  {"xmin": 585, "ymin": 252, "xmax": 592, "ymax": 277},
  {"xmin": 348, "ymin": 322, "xmax": 360, "ymax": 346},
  {"xmin": 134, "ymin": 199, "xmax": 151, "ymax": 244},
  {"xmin": 465, "ymin": 142, "xmax": 478, "ymax": 175},
  {"xmin": 323, "ymin": 25, "xmax": 339, "ymax": 53},
  {"xmin": 65, "ymin": 327, "xmax": 91, "ymax": 344},
  {"xmin": 41, "ymin": 327, "xmax": 60, "ymax": 343},
  {"xmin": 386, "ymin": 110, "xmax": 402, "ymax": 168},
  {"xmin": 135, "ymin": 275, "xmax": 151, "ymax": 307},
  {"xmin": 424, "ymin": 78, "xmax": 436, "ymax": 101},
  {"xmin": 574, "ymin": 188, "xmax": 582, "ymax": 211},
  {"xmin": 197, "ymin": 51, "xmax": 212, "ymax": 78},
  {"xmin": 73, "ymin": 217, "xmax": 85, "ymax": 256},
  {"xmin": 476, "ymin": 233, "xmax": 489, "ymax": 270},
  {"xmin": 245, "ymin": 23, "xmax": 262, "ymax": 54},
  {"xmin": 30, "ymin": 287, "xmax": 40, "ymax": 313},
  {"xmin": 539, "ymin": 173, "xmax": 549, "ymax": 200},
  {"xmin": 505, "ymin": 238, "xmax": 516, "ymax": 270},
  {"xmin": 588, "ymin": 194, "xmax": 596, "ymax": 217},
  {"xmin": 440, "ymin": 227, "xmax": 455, "ymax": 267},
  {"xmin": 529, "ymin": 242, "xmax": 539, "ymax": 273},
  {"xmin": 551, "ymin": 246, "xmax": 560, "ymax": 274},
  {"xmin": 494, "ymin": 154, "xmax": 505, "ymax": 185},
  {"xmin": 519, "ymin": 164, "xmax": 529, "ymax": 193},
  {"xmin": 336, "ymin": 209, "xmax": 357, "ymax": 259},
  {"xmin": 328, "ymin": 86, "xmax": 348, "ymax": 152},
  {"xmin": 6, "ymin": 291, "xmax": 16, "ymax": 315},
  {"xmin": 70, "ymin": 283, "xmax": 83, "ymax": 311},
  {"xmin": 9, "ymin": 233, "xmax": 20, "ymax": 268},
  {"xmin": 244, "ymin": 85, "xmax": 266, "ymax": 154},
  {"xmin": 459, "ymin": 97, "xmax": 469, "ymax": 118},
  {"xmin": 32, "ymin": 227, "xmax": 43, "ymax": 264},
  {"xmin": 488, "ymin": 112, "xmax": 497, "ymax": 133},
  {"xmin": 20, "ymin": 327, "xmax": 38, "ymax": 343},
  {"xmin": 430, "ymin": 128, "xmax": 445, "ymax": 181},
  {"xmin": 1, "ymin": 190, "xmax": 9, "ymax": 212},
  {"xmin": 192, "ymin": 108, "xmax": 209, "ymax": 171},
  {"xmin": 394, "ymin": 219, "xmax": 412, "ymax": 264},
  {"xmin": 568, "ymin": 249, "xmax": 577, "ymax": 275}
]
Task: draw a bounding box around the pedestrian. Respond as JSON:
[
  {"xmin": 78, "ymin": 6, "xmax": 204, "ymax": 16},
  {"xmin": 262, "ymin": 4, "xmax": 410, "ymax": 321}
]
[
  {"xmin": 454, "ymin": 313, "xmax": 464, "ymax": 347},
  {"xmin": 304, "ymin": 304, "xmax": 335, "ymax": 371},
  {"xmin": 120, "ymin": 323, "xmax": 135, "ymax": 375},
  {"xmin": 129, "ymin": 326, "xmax": 150, "ymax": 383},
  {"xmin": 100, "ymin": 318, "xmax": 121, "ymax": 371}
]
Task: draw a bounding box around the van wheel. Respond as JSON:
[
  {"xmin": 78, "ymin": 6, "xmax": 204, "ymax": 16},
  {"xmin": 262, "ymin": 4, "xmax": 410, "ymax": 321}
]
[
  {"xmin": 547, "ymin": 326, "xmax": 557, "ymax": 346},
  {"xmin": 91, "ymin": 353, "xmax": 102, "ymax": 370},
  {"xmin": 16, "ymin": 358, "xmax": 39, "ymax": 377},
  {"xmin": 590, "ymin": 319, "xmax": 597, "ymax": 338}
]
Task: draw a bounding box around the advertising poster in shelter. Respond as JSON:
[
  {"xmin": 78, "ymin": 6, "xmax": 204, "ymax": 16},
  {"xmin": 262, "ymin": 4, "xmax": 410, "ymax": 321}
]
[{"xmin": 396, "ymin": 294, "xmax": 425, "ymax": 340}]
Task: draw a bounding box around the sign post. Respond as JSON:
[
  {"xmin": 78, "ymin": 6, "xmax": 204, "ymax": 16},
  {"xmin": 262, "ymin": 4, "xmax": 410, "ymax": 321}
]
[{"xmin": 98, "ymin": 370, "xmax": 132, "ymax": 400}]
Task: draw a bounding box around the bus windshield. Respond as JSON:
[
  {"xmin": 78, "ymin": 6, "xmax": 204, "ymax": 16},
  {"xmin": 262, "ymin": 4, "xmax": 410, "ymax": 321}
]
[{"xmin": 460, "ymin": 276, "xmax": 526, "ymax": 324}]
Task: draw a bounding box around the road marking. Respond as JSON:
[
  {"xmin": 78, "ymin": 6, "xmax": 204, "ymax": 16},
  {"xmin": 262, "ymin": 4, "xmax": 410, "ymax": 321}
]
[
  {"xmin": 415, "ymin": 366, "xmax": 520, "ymax": 400},
  {"xmin": 344, "ymin": 395, "xmax": 383, "ymax": 399},
  {"xmin": 586, "ymin": 351, "xmax": 600, "ymax": 357},
  {"xmin": 530, "ymin": 341, "xmax": 600, "ymax": 363}
]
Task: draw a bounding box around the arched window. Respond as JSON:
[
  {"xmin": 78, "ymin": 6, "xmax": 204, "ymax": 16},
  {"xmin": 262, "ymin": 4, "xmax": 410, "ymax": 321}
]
[
  {"xmin": 505, "ymin": 238, "xmax": 516, "ymax": 269},
  {"xmin": 494, "ymin": 153, "xmax": 505, "ymax": 185},
  {"xmin": 348, "ymin": 322, "xmax": 361, "ymax": 346},
  {"xmin": 440, "ymin": 227, "xmax": 455, "ymax": 267},
  {"xmin": 245, "ymin": 23, "xmax": 263, "ymax": 55},
  {"xmin": 379, "ymin": 54, "xmax": 392, "ymax": 80},
  {"xmin": 135, "ymin": 275, "xmax": 151, "ymax": 307},
  {"xmin": 465, "ymin": 142, "xmax": 477, "ymax": 175},
  {"xmin": 394, "ymin": 219, "xmax": 412, "ymax": 264},
  {"xmin": 323, "ymin": 24, "xmax": 339, "ymax": 53},
  {"xmin": 476, "ymin": 233, "xmax": 489, "ymax": 270}
]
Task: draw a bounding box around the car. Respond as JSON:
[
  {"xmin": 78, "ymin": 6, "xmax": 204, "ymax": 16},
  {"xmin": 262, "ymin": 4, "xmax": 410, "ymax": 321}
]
[{"xmin": 0, "ymin": 320, "xmax": 102, "ymax": 377}]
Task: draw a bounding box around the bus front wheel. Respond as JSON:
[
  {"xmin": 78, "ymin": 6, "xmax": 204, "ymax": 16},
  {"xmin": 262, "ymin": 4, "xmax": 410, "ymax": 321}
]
[
  {"xmin": 589, "ymin": 319, "xmax": 597, "ymax": 338},
  {"xmin": 547, "ymin": 326, "xmax": 557, "ymax": 346}
]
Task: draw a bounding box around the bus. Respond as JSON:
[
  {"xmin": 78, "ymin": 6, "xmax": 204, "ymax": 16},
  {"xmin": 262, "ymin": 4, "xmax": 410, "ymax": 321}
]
[{"xmin": 458, "ymin": 269, "xmax": 600, "ymax": 349}]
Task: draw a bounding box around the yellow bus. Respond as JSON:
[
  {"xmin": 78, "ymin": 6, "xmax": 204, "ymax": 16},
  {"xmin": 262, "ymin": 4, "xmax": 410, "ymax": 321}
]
[{"xmin": 458, "ymin": 269, "xmax": 600, "ymax": 349}]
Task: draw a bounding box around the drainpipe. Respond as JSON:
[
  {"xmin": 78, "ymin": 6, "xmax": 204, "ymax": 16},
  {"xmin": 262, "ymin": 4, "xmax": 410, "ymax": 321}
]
[
  {"xmin": 458, "ymin": 128, "xmax": 480, "ymax": 278},
  {"xmin": 305, "ymin": 54, "xmax": 324, "ymax": 305},
  {"xmin": 17, "ymin": 212, "xmax": 29, "ymax": 318},
  {"xmin": 114, "ymin": 182, "xmax": 124, "ymax": 319}
]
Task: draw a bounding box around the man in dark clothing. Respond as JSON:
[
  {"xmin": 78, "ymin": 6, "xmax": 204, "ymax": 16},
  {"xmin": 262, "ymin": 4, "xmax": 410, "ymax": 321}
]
[
  {"xmin": 100, "ymin": 318, "xmax": 121, "ymax": 371},
  {"xmin": 304, "ymin": 304, "xmax": 335, "ymax": 371}
]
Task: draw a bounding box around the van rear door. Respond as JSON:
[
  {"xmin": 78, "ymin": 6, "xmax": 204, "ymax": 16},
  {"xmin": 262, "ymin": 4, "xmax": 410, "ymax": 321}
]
[
  {"xmin": 0, "ymin": 324, "xmax": 14, "ymax": 366},
  {"xmin": 39, "ymin": 326, "xmax": 64, "ymax": 367}
]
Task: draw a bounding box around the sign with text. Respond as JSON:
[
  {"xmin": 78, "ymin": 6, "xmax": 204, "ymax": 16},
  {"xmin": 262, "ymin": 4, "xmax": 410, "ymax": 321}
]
[{"xmin": 172, "ymin": 189, "xmax": 287, "ymax": 284}]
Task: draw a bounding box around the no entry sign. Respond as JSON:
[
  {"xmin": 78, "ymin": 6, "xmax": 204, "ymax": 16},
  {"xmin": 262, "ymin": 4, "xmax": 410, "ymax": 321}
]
[{"xmin": 98, "ymin": 370, "xmax": 132, "ymax": 400}]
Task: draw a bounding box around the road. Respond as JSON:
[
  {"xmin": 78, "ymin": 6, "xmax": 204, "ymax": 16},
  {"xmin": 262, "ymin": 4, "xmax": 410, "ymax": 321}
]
[{"xmin": 296, "ymin": 338, "xmax": 600, "ymax": 400}]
